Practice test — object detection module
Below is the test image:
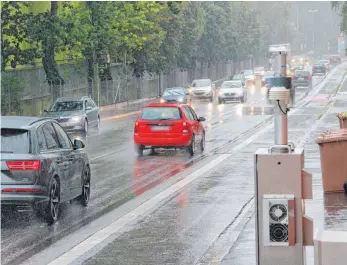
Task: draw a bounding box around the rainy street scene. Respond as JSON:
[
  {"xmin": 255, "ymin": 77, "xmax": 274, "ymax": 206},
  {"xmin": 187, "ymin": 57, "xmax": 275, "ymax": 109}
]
[{"xmin": 1, "ymin": 1, "xmax": 347, "ymax": 265}]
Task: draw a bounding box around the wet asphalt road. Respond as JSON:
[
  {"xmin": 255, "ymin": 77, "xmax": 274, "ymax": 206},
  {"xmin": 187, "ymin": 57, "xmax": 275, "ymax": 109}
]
[{"xmin": 1, "ymin": 75, "xmax": 326, "ymax": 265}]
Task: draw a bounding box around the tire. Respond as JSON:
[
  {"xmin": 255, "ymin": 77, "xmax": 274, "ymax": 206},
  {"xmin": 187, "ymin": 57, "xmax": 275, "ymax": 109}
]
[
  {"xmin": 44, "ymin": 177, "xmax": 60, "ymax": 224},
  {"xmin": 187, "ymin": 135, "xmax": 196, "ymax": 156},
  {"xmin": 150, "ymin": 147, "xmax": 156, "ymax": 155},
  {"xmin": 218, "ymin": 98, "xmax": 223, "ymax": 104},
  {"xmin": 240, "ymin": 96, "xmax": 245, "ymax": 103},
  {"xmin": 84, "ymin": 119, "xmax": 88, "ymax": 134},
  {"xmin": 135, "ymin": 145, "xmax": 143, "ymax": 156},
  {"xmin": 78, "ymin": 166, "xmax": 91, "ymax": 206},
  {"xmin": 200, "ymin": 133, "xmax": 205, "ymax": 152}
]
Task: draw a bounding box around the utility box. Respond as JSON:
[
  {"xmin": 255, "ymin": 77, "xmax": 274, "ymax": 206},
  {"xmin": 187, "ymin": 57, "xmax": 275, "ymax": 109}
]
[{"xmin": 255, "ymin": 148, "xmax": 313, "ymax": 265}]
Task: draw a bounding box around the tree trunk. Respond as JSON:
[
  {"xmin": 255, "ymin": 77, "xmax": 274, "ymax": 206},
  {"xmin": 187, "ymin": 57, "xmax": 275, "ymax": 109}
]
[{"xmin": 42, "ymin": 1, "xmax": 64, "ymax": 101}]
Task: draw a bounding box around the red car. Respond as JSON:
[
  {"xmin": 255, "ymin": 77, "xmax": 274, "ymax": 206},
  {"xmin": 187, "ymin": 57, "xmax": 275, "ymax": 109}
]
[{"xmin": 134, "ymin": 103, "xmax": 206, "ymax": 156}]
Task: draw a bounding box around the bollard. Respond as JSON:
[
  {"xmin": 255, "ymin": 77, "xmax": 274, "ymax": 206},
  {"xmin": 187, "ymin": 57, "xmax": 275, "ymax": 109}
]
[{"xmin": 254, "ymin": 44, "xmax": 313, "ymax": 265}]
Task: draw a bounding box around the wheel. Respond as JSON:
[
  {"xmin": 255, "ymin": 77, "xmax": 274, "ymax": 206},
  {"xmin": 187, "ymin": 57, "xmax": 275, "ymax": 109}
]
[
  {"xmin": 44, "ymin": 177, "xmax": 60, "ymax": 224},
  {"xmin": 218, "ymin": 98, "xmax": 223, "ymax": 104},
  {"xmin": 200, "ymin": 133, "xmax": 205, "ymax": 152},
  {"xmin": 344, "ymin": 182, "xmax": 347, "ymax": 193},
  {"xmin": 240, "ymin": 96, "xmax": 245, "ymax": 103},
  {"xmin": 187, "ymin": 135, "xmax": 196, "ymax": 156},
  {"xmin": 78, "ymin": 166, "xmax": 91, "ymax": 206},
  {"xmin": 135, "ymin": 145, "xmax": 143, "ymax": 156},
  {"xmin": 150, "ymin": 147, "xmax": 156, "ymax": 155},
  {"xmin": 84, "ymin": 119, "xmax": 88, "ymax": 134}
]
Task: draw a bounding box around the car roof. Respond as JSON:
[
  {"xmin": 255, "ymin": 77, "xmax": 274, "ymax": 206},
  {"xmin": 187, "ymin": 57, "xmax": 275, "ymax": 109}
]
[
  {"xmin": 192, "ymin": 79, "xmax": 211, "ymax": 82},
  {"xmin": 56, "ymin": 96, "xmax": 92, "ymax": 102},
  {"xmin": 144, "ymin": 103, "xmax": 188, "ymax": 108},
  {"xmin": 1, "ymin": 116, "xmax": 54, "ymax": 129}
]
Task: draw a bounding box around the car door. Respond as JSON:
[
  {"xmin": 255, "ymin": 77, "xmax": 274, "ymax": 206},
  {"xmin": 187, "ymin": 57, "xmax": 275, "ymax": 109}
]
[
  {"xmin": 88, "ymin": 99, "xmax": 99, "ymax": 126},
  {"xmin": 84, "ymin": 100, "xmax": 94, "ymax": 126},
  {"xmin": 183, "ymin": 107, "xmax": 199, "ymax": 141},
  {"xmin": 189, "ymin": 107, "xmax": 203, "ymax": 142},
  {"xmin": 40, "ymin": 123, "xmax": 71, "ymax": 201},
  {"xmin": 53, "ymin": 122, "xmax": 83, "ymax": 199}
]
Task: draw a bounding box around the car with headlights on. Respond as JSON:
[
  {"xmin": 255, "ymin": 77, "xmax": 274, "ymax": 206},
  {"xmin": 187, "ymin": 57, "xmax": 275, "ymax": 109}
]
[
  {"xmin": 218, "ymin": 80, "xmax": 246, "ymax": 104},
  {"xmin": 44, "ymin": 96, "xmax": 99, "ymax": 134},
  {"xmin": 189, "ymin": 79, "xmax": 215, "ymax": 102},
  {"xmin": 1, "ymin": 116, "xmax": 90, "ymax": 224},
  {"xmin": 292, "ymin": 70, "xmax": 312, "ymax": 90},
  {"xmin": 160, "ymin": 87, "xmax": 190, "ymax": 104},
  {"xmin": 134, "ymin": 103, "xmax": 206, "ymax": 156},
  {"xmin": 254, "ymin": 66, "xmax": 265, "ymax": 77}
]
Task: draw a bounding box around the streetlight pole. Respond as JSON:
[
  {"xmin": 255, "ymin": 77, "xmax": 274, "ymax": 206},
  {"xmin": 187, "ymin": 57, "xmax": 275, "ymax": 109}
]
[{"xmin": 309, "ymin": 9, "xmax": 318, "ymax": 52}]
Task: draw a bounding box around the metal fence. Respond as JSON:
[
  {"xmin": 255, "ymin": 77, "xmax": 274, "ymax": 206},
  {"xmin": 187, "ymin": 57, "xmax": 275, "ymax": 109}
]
[{"xmin": 1, "ymin": 58, "xmax": 263, "ymax": 116}]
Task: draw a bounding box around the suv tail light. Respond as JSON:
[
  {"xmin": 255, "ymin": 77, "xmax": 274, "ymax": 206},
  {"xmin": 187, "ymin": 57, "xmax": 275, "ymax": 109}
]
[
  {"xmin": 6, "ymin": 160, "xmax": 41, "ymax": 171},
  {"xmin": 134, "ymin": 122, "xmax": 139, "ymax": 133}
]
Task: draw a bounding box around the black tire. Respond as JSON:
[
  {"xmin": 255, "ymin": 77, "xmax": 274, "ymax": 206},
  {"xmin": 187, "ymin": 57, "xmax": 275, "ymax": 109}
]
[
  {"xmin": 135, "ymin": 145, "xmax": 143, "ymax": 156},
  {"xmin": 187, "ymin": 135, "xmax": 196, "ymax": 156},
  {"xmin": 84, "ymin": 119, "xmax": 88, "ymax": 134},
  {"xmin": 150, "ymin": 147, "xmax": 156, "ymax": 155},
  {"xmin": 44, "ymin": 177, "xmax": 60, "ymax": 224},
  {"xmin": 200, "ymin": 133, "xmax": 205, "ymax": 152},
  {"xmin": 344, "ymin": 181, "xmax": 347, "ymax": 193},
  {"xmin": 240, "ymin": 96, "xmax": 245, "ymax": 103},
  {"xmin": 78, "ymin": 166, "xmax": 91, "ymax": 206}
]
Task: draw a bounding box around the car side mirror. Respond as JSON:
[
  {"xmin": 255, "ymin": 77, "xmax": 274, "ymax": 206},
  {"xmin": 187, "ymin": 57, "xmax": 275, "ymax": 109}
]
[
  {"xmin": 44, "ymin": 109, "xmax": 49, "ymax": 113},
  {"xmin": 73, "ymin": 139, "xmax": 85, "ymax": 150},
  {"xmin": 198, "ymin": 117, "xmax": 206, "ymax": 122}
]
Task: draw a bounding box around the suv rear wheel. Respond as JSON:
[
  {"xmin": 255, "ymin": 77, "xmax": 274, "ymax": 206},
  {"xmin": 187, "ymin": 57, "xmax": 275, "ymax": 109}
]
[{"xmin": 187, "ymin": 135, "xmax": 196, "ymax": 156}]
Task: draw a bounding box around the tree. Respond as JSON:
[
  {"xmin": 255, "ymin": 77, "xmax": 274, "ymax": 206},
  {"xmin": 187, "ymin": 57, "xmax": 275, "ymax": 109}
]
[
  {"xmin": 332, "ymin": 1, "xmax": 347, "ymax": 34},
  {"xmin": 1, "ymin": 1, "xmax": 40, "ymax": 70}
]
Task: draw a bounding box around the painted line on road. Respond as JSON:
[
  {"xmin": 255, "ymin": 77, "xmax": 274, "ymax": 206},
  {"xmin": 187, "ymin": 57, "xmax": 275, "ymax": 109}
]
[
  {"xmin": 46, "ymin": 110, "xmax": 274, "ymax": 265},
  {"xmin": 101, "ymin": 111, "xmax": 139, "ymax": 121}
]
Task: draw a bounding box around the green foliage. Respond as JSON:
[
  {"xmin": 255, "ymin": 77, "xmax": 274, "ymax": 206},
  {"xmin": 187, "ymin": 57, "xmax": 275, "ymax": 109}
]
[
  {"xmin": 332, "ymin": 1, "xmax": 347, "ymax": 34},
  {"xmin": 1, "ymin": 72, "xmax": 23, "ymax": 115},
  {"xmin": 2, "ymin": 1, "xmax": 267, "ymax": 80},
  {"xmin": 1, "ymin": 1, "xmax": 41, "ymax": 70}
]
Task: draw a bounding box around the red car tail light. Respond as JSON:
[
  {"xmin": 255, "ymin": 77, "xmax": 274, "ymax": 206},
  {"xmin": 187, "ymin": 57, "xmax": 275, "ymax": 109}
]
[
  {"xmin": 134, "ymin": 122, "xmax": 139, "ymax": 133},
  {"xmin": 6, "ymin": 160, "xmax": 41, "ymax": 171},
  {"xmin": 182, "ymin": 122, "xmax": 191, "ymax": 134},
  {"xmin": 2, "ymin": 188, "xmax": 41, "ymax": 193},
  {"xmin": 308, "ymin": 75, "xmax": 312, "ymax": 80}
]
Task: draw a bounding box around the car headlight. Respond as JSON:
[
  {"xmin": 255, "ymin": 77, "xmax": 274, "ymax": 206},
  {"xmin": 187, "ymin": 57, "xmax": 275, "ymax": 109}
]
[
  {"xmin": 206, "ymin": 87, "xmax": 212, "ymax": 92},
  {"xmin": 70, "ymin": 116, "xmax": 82, "ymax": 122},
  {"xmin": 160, "ymin": 98, "xmax": 166, "ymax": 103},
  {"xmin": 177, "ymin": 98, "xmax": 184, "ymax": 102}
]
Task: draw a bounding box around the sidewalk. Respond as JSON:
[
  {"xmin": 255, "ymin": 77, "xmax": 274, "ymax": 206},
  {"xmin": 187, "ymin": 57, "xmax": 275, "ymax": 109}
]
[
  {"xmin": 221, "ymin": 66, "xmax": 347, "ymax": 265},
  {"xmin": 98, "ymin": 77, "xmax": 229, "ymax": 121}
]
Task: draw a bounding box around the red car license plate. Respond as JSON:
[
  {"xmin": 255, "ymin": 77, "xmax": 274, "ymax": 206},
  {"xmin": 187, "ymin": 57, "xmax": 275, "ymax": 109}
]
[{"xmin": 151, "ymin": 126, "xmax": 169, "ymax": 131}]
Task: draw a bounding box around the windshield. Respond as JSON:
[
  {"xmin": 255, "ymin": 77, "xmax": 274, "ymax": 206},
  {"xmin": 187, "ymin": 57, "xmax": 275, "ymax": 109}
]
[
  {"xmin": 192, "ymin": 80, "xmax": 211, "ymax": 87},
  {"xmin": 163, "ymin": 88, "xmax": 185, "ymax": 96},
  {"xmin": 50, "ymin": 101, "xmax": 83, "ymax": 112},
  {"xmin": 221, "ymin": 81, "xmax": 242, "ymax": 88},
  {"xmin": 233, "ymin": 75, "xmax": 242, "ymax": 80},
  {"xmin": 1, "ymin": 129, "xmax": 29, "ymax": 154},
  {"xmin": 244, "ymin": 70, "xmax": 253, "ymax": 76},
  {"xmin": 318, "ymin": 60, "xmax": 329, "ymax": 64},
  {"xmin": 140, "ymin": 107, "xmax": 181, "ymax": 120}
]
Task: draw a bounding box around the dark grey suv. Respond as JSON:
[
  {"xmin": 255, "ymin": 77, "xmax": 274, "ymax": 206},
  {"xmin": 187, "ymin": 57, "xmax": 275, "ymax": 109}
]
[{"xmin": 1, "ymin": 116, "xmax": 91, "ymax": 224}]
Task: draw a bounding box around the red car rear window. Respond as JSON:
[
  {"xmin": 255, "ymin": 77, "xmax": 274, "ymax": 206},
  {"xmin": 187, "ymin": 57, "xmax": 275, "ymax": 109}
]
[{"xmin": 140, "ymin": 107, "xmax": 181, "ymax": 121}]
